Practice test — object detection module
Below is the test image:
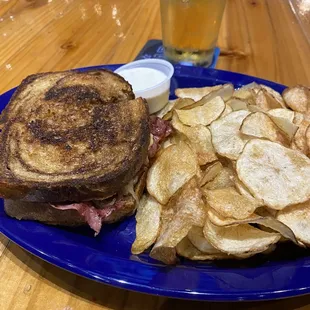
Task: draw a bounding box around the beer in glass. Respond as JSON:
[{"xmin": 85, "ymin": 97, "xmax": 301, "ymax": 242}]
[{"xmin": 160, "ymin": 0, "xmax": 226, "ymax": 67}]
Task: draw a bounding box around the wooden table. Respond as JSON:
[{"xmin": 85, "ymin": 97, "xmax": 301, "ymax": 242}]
[{"xmin": 0, "ymin": 0, "xmax": 310, "ymax": 309}]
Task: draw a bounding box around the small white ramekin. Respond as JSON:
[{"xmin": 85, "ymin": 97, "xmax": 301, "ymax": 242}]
[{"xmin": 115, "ymin": 59, "xmax": 174, "ymax": 114}]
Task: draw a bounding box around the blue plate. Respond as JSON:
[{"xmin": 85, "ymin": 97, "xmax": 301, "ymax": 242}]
[{"xmin": 1, "ymin": 64, "xmax": 310, "ymax": 302}]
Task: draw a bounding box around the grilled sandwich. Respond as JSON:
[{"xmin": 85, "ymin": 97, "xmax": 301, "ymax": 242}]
[{"xmin": 0, "ymin": 69, "xmax": 151, "ymax": 235}]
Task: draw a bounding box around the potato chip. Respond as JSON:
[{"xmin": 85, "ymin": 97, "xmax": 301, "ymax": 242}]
[
  {"xmin": 188, "ymin": 226, "xmax": 222, "ymax": 254},
  {"xmin": 131, "ymin": 196, "xmax": 162, "ymax": 254},
  {"xmin": 203, "ymin": 187, "xmax": 259, "ymax": 220},
  {"xmin": 292, "ymin": 120, "xmax": 309, "ymax": 155},
  {"xmin": 171, "ymin": 113, "xmax": 217, "ymax": 165},
  {"xmin": 207, "ymin": 207, "xmax": 260, "ymax": 226},
  {"xmin": 176, "ymin": 237, "xmax": 229, "ymax": 260},
  {"xmin": 173, "ymin": 178, "xmax": 206, "ymax": 226},
  {"xmin": 156, "ymin": 203, "xmax": 175, "ymax": 238},
  {"xmin": 147, "ymin": 141, "xmax": 200, "ymax": 205},
  {"xmin": 291, "ymin": 140, "xmax": 299, "ymax": 151},
  {"xmin": 208, "ymin": 208, "xmax": 298, "ymax": 244},
  {"xmin": 282, "ymin": 85, "xmax": 310, "ymax": 115},
  {"xmin": 248, "ymin": 105, "xmax": 264, "ymax": 112},
  {"xmin": 227, "ymin": 98, "xmax": 248, "ymax": 111},
  {"xmin": 175, "ymin": 85, "xmax": 223, "ymax": 101},
  {"xmin": 156, "ymin": 100, "xmax": 177, "ymax": 119},
  {"xmin": 256, "ymin": 206, "xmax": 278, "ymax": 217},
  {"xmin": 199, "ymin": 161, "xmax": 223, "ymax": 187},
  {"xmin": 221, "ymin": 104, "xmax": 233, "ymax": 116},
  {"xmin": 293, "ymin": 112, "xmax": 305, "ymax": 126},
  {"xmin": 254, "ymin": 216, "xmax": 299, "ymax": 245},
  {"xmin": 209, "ymin": 83, "xmax": 235, "ymax": 101},
  {"xmin": 268, "ymin": 109, "xmax": 295, "ymax": 122},
  {"xmin": 217, "ymin": 155, "xmax": 236, "ymax": 168},
  {"xmin": 306, "ymin": 126, "xmax": 310, "ymax": 153},
  {"xmin": 210, "ymin": 110, "xmax": 250, "ymax": 159},
  {"xmin": 254, "ymin": 89, "xmax": 283, "ymax": 110},
  {"xmin": 260, "ymin": 84, "xmax": 286, "ymax": 108},
  {"xmin": 174, "ymin": 98, "xmax": 195, "ymax": 110},
  {"xmin": 234, "ymin": 82, "xmax": 260, "ymax": 103},
  {"xmin": 202, "ymin": 167, "xmax": 235, "ymax": 190},
  {"xmin": 183, "ymin": 84, "xmax": 234, "ymax": 110},
  {"xmin": 236, "ymin": 139, "xmax": 310, "ymax": 209},
  {"xmin": 234, "ymin": 178, "xmax": 263, "ymax": 205},
  {"xmin": 240, "ymin": 112, "xmax": 289, "ymax": 146},
  {"xmin": 175, "ymin": 96, "xmax": 225, "ymax": 127},
  {"xmin": 203, "ymin": 219, "xmax": 281, "ymax": 257},
  {"xmin": 150, "ymin": 178, "xmax": 206, "ymax": 264},
  {"xmin": 162, "ymin": 112, "xmax": 173, "ymax": 121},
  {"xmin": 261, "ymin": 244, "xmax": 277, "ymax": 255},
  {"xmin": 277, "ymin": 201, "xmax": 310, "ymax": 246},
  {"xmin": 268, "ymin": 115, "xmax": 298, "ymax": 141},
  {"xmin": 161, "ymin": 138, "xmax": 174, "ymax": 149},
  {"xmin": 156, "ymin": 98, "xmax": 195, "ymax": 120}
]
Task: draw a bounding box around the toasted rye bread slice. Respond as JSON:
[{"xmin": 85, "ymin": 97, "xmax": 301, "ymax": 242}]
[
  {"xmin": 4, "ymin": 195, "xmax": 136, "ymax": 226},
  {"xmin": 0, "ymin": 69, "xmax": 134, "ymax": 124},
  {"xmin": 0, "ymin": 69, "xmax": 150, "ymax": 202},
  {"xmin": 3, "ymin": 166, "xmax": 148, "ymax": 227}
]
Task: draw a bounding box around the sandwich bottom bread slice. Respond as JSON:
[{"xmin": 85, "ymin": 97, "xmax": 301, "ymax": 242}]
[{"xmin": 4, "ymin": 164, "xmax": 148, "ymax": 235}]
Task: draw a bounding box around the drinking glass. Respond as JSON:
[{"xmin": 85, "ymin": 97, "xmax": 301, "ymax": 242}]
[{"xmin": 160, "ymin": 0, "xmax": 226, "ymax": 67}]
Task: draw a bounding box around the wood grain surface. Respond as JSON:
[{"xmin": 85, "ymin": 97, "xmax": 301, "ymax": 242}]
[{"xmin": 0, "ymin": 0, "xmax": 310, "ymax": 309}]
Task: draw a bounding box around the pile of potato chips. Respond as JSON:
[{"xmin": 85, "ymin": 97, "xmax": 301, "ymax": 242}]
[{"xmin": 131, "ymin": 82, "xmax": 310, "ymax": 264}]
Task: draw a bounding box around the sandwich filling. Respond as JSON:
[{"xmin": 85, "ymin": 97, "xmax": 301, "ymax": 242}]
[
  {"xmin": 148, "ymin": 116, "xmax": 172, "ymax": 158},
  {"xmin": 51, "ymin": 198, "xmax": 126, "ymax": 236}
]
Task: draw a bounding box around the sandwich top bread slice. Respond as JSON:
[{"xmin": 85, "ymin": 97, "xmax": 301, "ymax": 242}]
[{"xmin": 0, "ymin": 69, "xmax": 150, "ymax": 202}]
